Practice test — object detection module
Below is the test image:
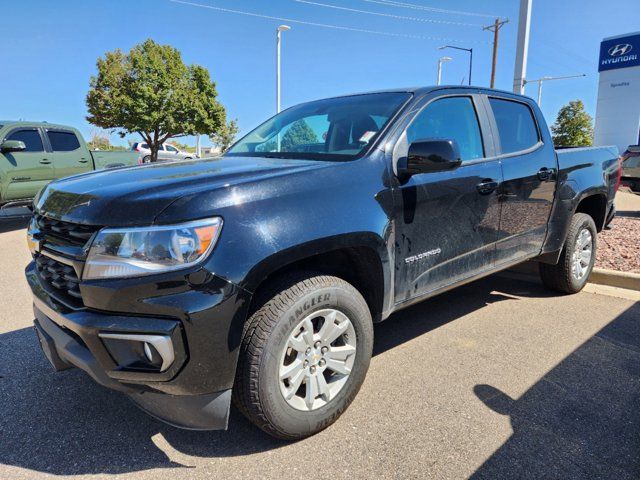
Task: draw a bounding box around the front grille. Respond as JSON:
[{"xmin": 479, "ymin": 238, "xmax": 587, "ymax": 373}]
[
  {"xmin": 35, "ymin": 215, "xmax": 98, "ymax": 247},
  {"xmin": 35, "ymin": 254, "xmax": 83, "ymax": 308},
  {"xmin": 32, "ymin": 215, "xmax": 101, "ymax": 309}
]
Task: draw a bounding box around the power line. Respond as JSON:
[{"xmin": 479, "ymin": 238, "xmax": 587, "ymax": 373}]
[
  {"xmin": 169, "ymin": 0, "xmax": 487, "ymax": 43},
  {"xmin": 359, "ymin": 0, "xmax": 501, "ymax": 20},
  {"xmin": 294, "ymin": 0, "xmax": 484, "ymax": 28}
]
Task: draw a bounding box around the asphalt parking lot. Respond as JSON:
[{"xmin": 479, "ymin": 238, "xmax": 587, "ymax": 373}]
[{"xmin": 1, "ymin": 217, "xmax": 639, "ymax": 479}]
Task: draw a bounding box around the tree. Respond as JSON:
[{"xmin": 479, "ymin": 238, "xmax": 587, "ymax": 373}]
[
  {"xmin": 209, "ymin": 119, "xmax": 239, "ymax": 153},
  {"xmin": 551, "ymin": 100, "xmax": 594, "ymax": 147},
  {"xmin": 86, "ymin": 39, "xmax": 226, "ymax": 162},
  {"xmin": 87, "ymin": 130, "xmax": 111, "ymax": 151},
  {"xmin": 281, "ymin": 120, "xmax": 318, "ymax": 152},
  {"xmin": 87, "ymin": 128, "xmax": 127, "ymax": 151},
  {"xmin": 169, "ymin": 140, "xmax": 196, "ymax": 153}
]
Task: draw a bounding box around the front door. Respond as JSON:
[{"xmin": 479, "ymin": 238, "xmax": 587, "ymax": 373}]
[
  {"xmin": 487, "ymin": 96, "xmax": 557, "ymax": 265},
  {"xmin": 393, "ymin": 94, "xmax": 503, "ymax": 304},
  {"xmin": 1, "ymin": 127, "xmax": 53, "ymax": 201}
]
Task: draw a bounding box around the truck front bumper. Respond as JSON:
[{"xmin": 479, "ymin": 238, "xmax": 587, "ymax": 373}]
[{"xmin": 26, "ymin": 261, "xmax": 251, "ymax": 430}]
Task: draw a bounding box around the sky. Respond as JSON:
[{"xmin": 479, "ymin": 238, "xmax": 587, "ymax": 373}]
[{"xmin": 1, "ymin": 0, "xmax": 638, "ymax": 147}]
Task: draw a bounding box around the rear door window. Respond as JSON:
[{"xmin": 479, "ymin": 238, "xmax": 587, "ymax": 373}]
[
  {"xmin": 6, "ymin": 129, "xmax": 44, "ymax": 152},
  {"xmin": 489, "ymin": 98, "xmax": 540, "ymax": 154},
  {"xmin": 47, "ymin": 130, "xmax": 81, "ymax": 151}
]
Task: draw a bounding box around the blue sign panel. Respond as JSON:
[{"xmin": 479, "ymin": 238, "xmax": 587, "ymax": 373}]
[{"xmin": 599, "ymin": 33, "xmax": 640, "ymax": 72}]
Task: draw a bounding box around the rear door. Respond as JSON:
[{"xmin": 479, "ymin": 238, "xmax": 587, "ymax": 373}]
[
  {"xmin": 165, "ymin": 144, "xmax": 183, "ymax": 160},
  {"xmin": 1, "ymin": 127, "xmax": 53, "ymax": 201},
  {"xmin": 393, "ymin": 93, "xmax": 503, "ymax": 303},
  {"xmin": 44, "ymin": 129, "xmax": 92, "ymax": 179},
  {"xmin": 487, "ymin": 96, "xmax": 558, "ymax": 265}
]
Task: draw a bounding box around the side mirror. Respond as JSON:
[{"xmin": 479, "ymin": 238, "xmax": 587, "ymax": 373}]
[
  {"xmin": 1, "ymin": 140, "xmax": 26, "ymax": 153},
  {"xmin": 399, "ymin": 139, "xmax": 461, "ymax": 178}
]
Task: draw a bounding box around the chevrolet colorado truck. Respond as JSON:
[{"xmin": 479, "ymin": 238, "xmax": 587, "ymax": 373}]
[
  {"xmin": 0, "ymin": 121, "xmax": 139, "ymax": 217},
  {"xmin": 26, "ymin": 87, "xmax": 621, "ymax": 439}
]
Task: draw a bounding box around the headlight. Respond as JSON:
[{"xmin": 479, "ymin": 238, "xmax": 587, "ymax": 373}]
[{"xmin": 83, "ymin": 218, "xmax": 222, "ymax": 280}]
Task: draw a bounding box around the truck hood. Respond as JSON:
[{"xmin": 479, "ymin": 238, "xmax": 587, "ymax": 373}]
[{"xmin": 35, "ymin": 156, "xmax": 331, "ymax": 226}]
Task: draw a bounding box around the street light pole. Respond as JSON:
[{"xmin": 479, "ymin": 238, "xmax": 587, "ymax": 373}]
[
  {"xmin": 439, "ymin": 46, "xmax": 473, "ymax": 85},
  {"xmin": 523, "ymin": 74, "xmax": 587, "ymax": 106},
  {"xmin": 513, "ymin": 0, "xmax": 532, "ymax": 94},
  {"xmin": 276, "ymin": 25, "xmax": 291, "ymax": 114},
  {"xmin": 437, "ymin": 57, "xmax": 452, "ymax": 86}
]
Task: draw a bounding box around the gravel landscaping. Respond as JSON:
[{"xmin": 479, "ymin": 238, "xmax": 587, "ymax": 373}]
[{"xmin": 596, "ymin": 217, "xmax": 640, "ymax": 273}]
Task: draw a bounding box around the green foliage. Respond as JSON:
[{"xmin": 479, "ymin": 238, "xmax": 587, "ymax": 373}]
[
  {"xmin": 87, "ymin": 129, "xmax": 126, "ymax": 151},
  {"xmin": 281, "ymin": 120, "xmax": 318, "ymax": 152},
  {"xmin": 169, "ymin": 141, "xmax": 196, "ymax": 153},
  {"xmin": 551, "ymin": 100, "xmax": 594, "ymax": 147},
  {"xmin": 86, "ymin": 39, "xmax": 226, "ymax": 161},
  {"xmin": 210, "ymin": 119, "xmax": 240, "ymax": 153}
]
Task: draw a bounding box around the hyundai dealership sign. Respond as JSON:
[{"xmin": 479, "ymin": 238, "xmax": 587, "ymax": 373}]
[
  {"xmin": 599, "ymin": 33, "xmax": 640, "ymax": 72},
  {"xmin": 594, "ymin": 32, "xmax": 640, "ymax": 153}
]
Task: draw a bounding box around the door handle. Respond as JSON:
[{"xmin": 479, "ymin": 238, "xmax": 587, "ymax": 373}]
[
  {"xmin": 40, "ymin": 159, "xmax": 51, "ymax": 164},
  {"xmin": 476, "ymin": 179, "xmax": 499, "ymax": 195},
  {"xmin": 79, "ymin": 158, "xmax": 89, "ymax": 163},
  {"xmin": 537, "ymin": 167, "xmax": 553, "ymax": 181}
]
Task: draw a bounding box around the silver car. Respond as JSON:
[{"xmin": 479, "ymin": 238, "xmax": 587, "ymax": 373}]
[{"xmin": 132, "ymin": 142, "xmax": 195, "ymax": 163}]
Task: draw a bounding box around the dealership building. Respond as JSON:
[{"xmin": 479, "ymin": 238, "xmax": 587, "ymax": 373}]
[{"xmin": 594, "ymin": 32, "xmax": 640, "ymax": 153}]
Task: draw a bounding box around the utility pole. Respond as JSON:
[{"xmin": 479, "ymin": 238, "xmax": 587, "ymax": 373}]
[
  {"xmin": 483, "ymin": 18, "xmax": 509, "ymax": 88},
  {"xmin": 513, "ymin": 0, "xmax": 532, "ymax": 94}
]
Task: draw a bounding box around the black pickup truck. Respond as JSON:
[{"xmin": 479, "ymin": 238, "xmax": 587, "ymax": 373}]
[{"xmin": 26, "ymin": 87, "xmax": 621, "ymax": 439}]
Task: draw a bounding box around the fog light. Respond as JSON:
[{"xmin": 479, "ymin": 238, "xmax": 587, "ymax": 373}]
[{"xmin": 99, "ymin": 333, "xmax": 175, "ymax": 372}]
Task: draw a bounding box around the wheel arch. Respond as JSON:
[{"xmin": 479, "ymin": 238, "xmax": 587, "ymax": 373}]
[
  {"xmin": 241, "ymin": 233, "xmax": 391, "ymax": 323},
  {"xmin": 574, "ymin": 192, "xmax": 608, "ymax": 232}
]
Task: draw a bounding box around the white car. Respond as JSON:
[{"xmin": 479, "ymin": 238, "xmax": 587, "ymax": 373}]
[{"xmin": 132, "ymin": 142, "xmax": 195, "ymax": 163}]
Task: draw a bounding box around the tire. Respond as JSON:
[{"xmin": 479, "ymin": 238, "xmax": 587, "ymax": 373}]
[
  {"xmin": 539, "ymin": 213, "xmax": 597, "ymax": 294},
  {"xmin": 142, "ymin": 155, "xmax": 151, "ymax": 164},
  {"xmin": 233, "ymin": 272, "xmax": 373, "ymax": 440},
  {"xmin": 183, "ymin": 157, "xmax": 192, "ymax": 161}
]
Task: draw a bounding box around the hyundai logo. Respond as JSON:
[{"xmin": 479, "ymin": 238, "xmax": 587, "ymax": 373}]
[{"xmin": 608, "ymin": 44, "xmax": 633, "ymax": 57}]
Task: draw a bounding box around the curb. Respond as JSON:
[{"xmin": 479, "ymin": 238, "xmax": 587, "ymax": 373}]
[
  {"xmin": 505, "ymin": 262, "xmax": 640, "ymax": 292},
  {"xmin": 589, "ymin": 268, "xmax": 640, "ymax": 291}
]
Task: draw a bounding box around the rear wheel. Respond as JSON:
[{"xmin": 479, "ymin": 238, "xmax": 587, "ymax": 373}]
[
  {"xmin": 142, "ymin": 155, "xmax": 151, "ymax": 164},
  {"xmin": 539, "ymin": 213, "xmax": 597, "ymax": 294},
  {"xmin": 233, "ymin": 273, "xmax": 373, "ymax": 439}
]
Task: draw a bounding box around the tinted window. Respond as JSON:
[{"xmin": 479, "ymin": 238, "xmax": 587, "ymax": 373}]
[
  {"xmin": 166, "ymin": 145, "xmax": 178, "ymax": 152},
  {"xmin": 489, "ymin": 98, "xmax": 539, "ymax": 154},
  {"xmin": 47, "ymin": 131, "xmax": 81, "ymax": 151},
  {"xmin": 407, "ymin": 96, "xmax": 484, "ymax": 161},
  {"xmin": 7, "ymin": 129, "xmax": 44, "ymax": 152}
]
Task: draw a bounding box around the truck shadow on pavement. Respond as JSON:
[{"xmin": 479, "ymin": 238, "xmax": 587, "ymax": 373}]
[
  {"xmin": 471, "ymin": 301, "xmax": 640, "ymax": 479},
  {"xmin": 0, "ymin": 275, "xmax": 636, "ymax": 476},
  {"xmin": 0, "ymin": 217, "xmax": 29, "ymax": 233}
]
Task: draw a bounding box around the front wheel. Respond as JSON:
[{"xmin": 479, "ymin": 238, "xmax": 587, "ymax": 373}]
[
  {"xmin": 142, "ymin": 155, "xmax": 151, "ymax": 164},
  {"xmin": 539, "ymin": 213, "xmax": 597, "ymax": 294},
  {"xmin": 233, "ymin": 273, "xmax": 373, "ymax": 439}
]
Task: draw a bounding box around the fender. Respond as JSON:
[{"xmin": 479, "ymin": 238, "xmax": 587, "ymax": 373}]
[{"xmin": 240, "ymin": 230, "xmax": 392, "ymax": 305}]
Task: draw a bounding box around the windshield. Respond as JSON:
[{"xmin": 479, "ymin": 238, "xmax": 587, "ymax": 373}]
[{"xmin": 226, "ymin": 92, "xmax": 411, "ymax": 161}]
